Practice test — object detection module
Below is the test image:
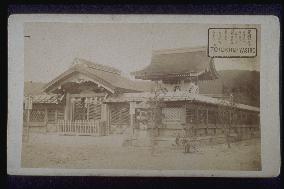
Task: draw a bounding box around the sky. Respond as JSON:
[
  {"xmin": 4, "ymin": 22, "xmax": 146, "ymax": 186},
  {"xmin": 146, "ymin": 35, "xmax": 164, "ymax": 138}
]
[{"xmin": 24, "ymin": 22, "xmax": 259, "ymax": 82}]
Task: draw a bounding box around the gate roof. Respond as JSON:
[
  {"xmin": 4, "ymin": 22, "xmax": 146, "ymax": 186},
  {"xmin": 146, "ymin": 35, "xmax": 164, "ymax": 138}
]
[
  {"xmin": 131, "ymin": 47, "xmax": 219, "ymax": 81},
  {"xmin": 43, "ymin": 58, "xmax": 150, "ymax": 94}
]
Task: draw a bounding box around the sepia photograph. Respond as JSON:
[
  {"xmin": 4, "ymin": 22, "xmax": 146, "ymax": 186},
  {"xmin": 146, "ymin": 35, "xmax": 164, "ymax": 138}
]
[
  {"xmin": 21, "ymin": 22, "xmax": 261, "ymax": 170},
  {"xmin": 7, "ymin": 15, "xmax": 280, "ymax": 176}
]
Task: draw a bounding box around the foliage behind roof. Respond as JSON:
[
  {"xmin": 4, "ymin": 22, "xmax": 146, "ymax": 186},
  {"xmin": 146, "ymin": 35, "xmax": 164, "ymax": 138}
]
[{"xmin": 24, "ymin": 81, "xmax": 46, "ymax": 95}]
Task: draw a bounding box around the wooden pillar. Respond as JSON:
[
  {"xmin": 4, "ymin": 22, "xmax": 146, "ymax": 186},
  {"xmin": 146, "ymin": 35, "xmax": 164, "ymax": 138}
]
[
  {"xmin": 196, "ymin": 106, "xmax": 199, "ymax": 122},
  {"xmin": 44, "ymin": 107, "xmax": 48, "ymax": 133},
  {"xmin": 130, "ymin": 114, "xmax": 134, "ymax": 134},
  {"xmin": 206, "ymin": 108, "xmax": 209, "ymax": 124},
  {"xmin": 55, "ymin": 109, "xmax": 58, "ymax": 122},
  {"xmin": 101, "ymin": 103, "xmax": 107, "ymax": 121},
  {"xmin": 72, "ymin": 100, "xmax": 75, "ymax": 121},
  {"xmin": 206, "ymin": 108, "xmax": 209, "ymax": 135},
  {"xmin": 106, "ymin": 104, "xmax": 111, "ymax": 135},
  {"xmin": 100, "ymin": 103, "xmax": 109, "ymax": 135},
  {"xmin": 26, "ymin": 109, "xmax": 30, "ymax": 141},
  {"xmin": 86, "ymin": 103, "xmax": 90, "ymax": 121},
  {"xmin": 44, "ymin": 107, "xmax": 48, "ymax": 123},
  {"xmin": 214, "ymin": 108, "xmax": 217, "ymax": 135},
  {"xmin": 106, "ymin": 104, "xmax": 110, "ymax": 135},
  {"xmin": 129, "ymin": 102, "xmax": 136, "ymax": 134},
  {"xmin": 229, "ymin": 110, "xmax": 232, "ymax": 124},
  {"xmin": 181, "ymin": 104, "xmax": 186, "ymax": 124},
  {"xmin": 64, "ymin": 92, "xmax": 71, "ymax": 120}
]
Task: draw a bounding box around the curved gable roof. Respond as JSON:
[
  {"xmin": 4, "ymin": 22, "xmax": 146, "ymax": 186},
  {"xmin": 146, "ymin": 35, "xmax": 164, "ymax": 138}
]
[
  {"xmin": 132, "ymin": 47, "xmax": 219, "ymax": 80},
  {"xmin": 43, "ymin": 58, "xmax": 145, "ymax": 93}
]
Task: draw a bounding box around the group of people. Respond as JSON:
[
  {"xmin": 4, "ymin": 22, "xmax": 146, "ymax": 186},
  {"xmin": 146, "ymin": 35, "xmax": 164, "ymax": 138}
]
[{"xmin": 175, "ymin": 126, "xmax": 198, "ymax": 153}]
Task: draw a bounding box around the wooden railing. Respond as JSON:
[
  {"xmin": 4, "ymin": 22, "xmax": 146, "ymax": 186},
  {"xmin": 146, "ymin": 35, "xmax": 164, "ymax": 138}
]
[
  {"xmin": 181, "ymin": 123, "xmax": 259, "ymax": 138},
  {"xmin": 57, "ymin": 120, "xmax": 107, "ymax": 136}
]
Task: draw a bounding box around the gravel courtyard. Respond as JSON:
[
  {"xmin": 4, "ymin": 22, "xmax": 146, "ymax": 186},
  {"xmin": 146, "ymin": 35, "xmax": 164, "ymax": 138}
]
[{"xmin": 21, "ymin": 133, "xmax": 261, "ymax": 171}]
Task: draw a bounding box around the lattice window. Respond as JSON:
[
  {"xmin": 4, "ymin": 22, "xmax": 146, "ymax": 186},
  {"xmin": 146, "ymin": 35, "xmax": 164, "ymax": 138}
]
[
  {"xmin": 246, "ymin": 113, "xmax": 252, "ymax": 125},
  {"xmin": 241, "ymin": 112, "xmax": 248, "ymax": 124},
  {"xmin": 217, "ymin": 109, "xmax": 230, "ymax": 124},
  {"xmin": 162, "ymin": 107, "xmax": 182, "ymax": 122},
  {"xmin": 111, "ymin": 106, "xmax": 130, "ymax": 125},
  {"xmin": 30, "ymin": 109, "xmax": 45, "ymax": 122},
  {"xmin": 47, "ymin": 109, "xmax": 56, "ymax": 123},
  {"xmin": 48, "ymin": 109, "xmax": 55, "ymax": 122},
  {"xmin": 223, "ymin": 111, "xmax": 230, "ymax": 124},
  {"xmin": 230, "ymin": 111, "xmax": 240, "ymax": 124},
  {"xmin": 247, "ymin": 113, "xmax": 258, "ymax": 125},
  {"xmin": 120, "ymin": 107, "xmax": 130, "ymax": 124},
  {"xmin": 57, "ymin": 108, "xmax": 65, "ymax": 120},
  {"xmin": 208, "ymin": 110, "xmax": 217, "ymax": 124},
  {"xmin": 88, "ymin": 103, "xmax": 101, "ymax": 121},
  {"xmin": 73, "ymin": 101, "xmax": 87, "ymax": 120},
  {"xmin": 186, "ymin": 108, "xmax": 196, "ymax": 123},
  {"xmin": 232, "ymin": 111, "xmax": 241, "ymax": 124},
  {"xmin": 198, "ymin": 109, "xmax": 207, "ymax": 124},
  {"xmin": 254, "ymin": 113, "xmax": 260, "ymax": 125},
  {"xmin": 72, "ymin": 97, "xmax": 102, "ymax": 121}
]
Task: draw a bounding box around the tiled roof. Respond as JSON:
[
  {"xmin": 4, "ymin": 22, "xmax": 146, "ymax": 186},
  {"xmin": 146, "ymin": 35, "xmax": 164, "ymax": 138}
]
[
  {"xmin": 132, "ymin": 47, "xmax": 219, "ymax": 80},
  {"xmin": 24, "ymin": 94, "xmax": 63, "ymax": 104},
  {"xmin": 106, "ymin": 92, "xmax": 260, "ymax": 112},
  {"xmin": 43, "ymin": 58, "xmax": 150, "ymax": 93}
]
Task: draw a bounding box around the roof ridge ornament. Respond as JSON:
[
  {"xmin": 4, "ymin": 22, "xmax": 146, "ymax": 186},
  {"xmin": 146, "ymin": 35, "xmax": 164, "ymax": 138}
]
[{"xmin": 73, "ymin": 58, "xmax": 122, "ymax": 75}]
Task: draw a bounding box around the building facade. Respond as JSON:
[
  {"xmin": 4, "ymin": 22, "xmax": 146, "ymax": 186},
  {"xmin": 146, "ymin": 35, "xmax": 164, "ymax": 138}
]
[
  {"xmin": 129, "ymin": 47, "xmax": 260, "ymax": 138},
  {"xmin": 23, "ymin": 47, "xmax": 260, "ymax": 141}
]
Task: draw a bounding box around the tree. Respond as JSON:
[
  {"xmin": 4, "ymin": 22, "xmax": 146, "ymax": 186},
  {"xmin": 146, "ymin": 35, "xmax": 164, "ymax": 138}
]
[
  {"xmin": 217, "ymin": 93, "xmax": 238, "ymax": 148},
  {"xmin": 146, "ymin": 81, "xmax": 166, "ymax": 137}
]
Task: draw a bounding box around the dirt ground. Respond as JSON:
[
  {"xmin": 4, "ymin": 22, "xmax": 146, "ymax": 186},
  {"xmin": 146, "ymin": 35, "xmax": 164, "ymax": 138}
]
[{"xmin": 21, "ymin": 133, "xmax": 261, "ymax": 170}]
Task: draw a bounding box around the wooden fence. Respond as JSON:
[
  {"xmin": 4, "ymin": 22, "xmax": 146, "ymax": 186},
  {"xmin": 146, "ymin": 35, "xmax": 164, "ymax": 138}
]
[{"xmin": 57, "ymin": 120, "xmax": 107, "ymax": 136}]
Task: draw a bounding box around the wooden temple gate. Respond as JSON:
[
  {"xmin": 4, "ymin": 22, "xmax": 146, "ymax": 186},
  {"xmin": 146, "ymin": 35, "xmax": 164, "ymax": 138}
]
[
  {"xmin": 58, "ymin": 94, "xmax": 108, "ymax": 136},
  {"xmin": 58, "ymin": 120, "xmax": 107, "ymax": 136}
]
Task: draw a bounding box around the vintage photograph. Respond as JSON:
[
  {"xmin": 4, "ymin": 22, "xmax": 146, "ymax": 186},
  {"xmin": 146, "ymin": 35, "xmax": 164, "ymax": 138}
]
[{"xmin": 20, "ymin": 22, "xmax": 262, "ymax": 171}]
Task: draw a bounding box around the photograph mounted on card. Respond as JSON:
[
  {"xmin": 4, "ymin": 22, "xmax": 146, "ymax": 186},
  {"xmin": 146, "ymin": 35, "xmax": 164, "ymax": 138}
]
[{"xmin": 7, "ymin": 14, "xmax": 280, "ymax": 177}]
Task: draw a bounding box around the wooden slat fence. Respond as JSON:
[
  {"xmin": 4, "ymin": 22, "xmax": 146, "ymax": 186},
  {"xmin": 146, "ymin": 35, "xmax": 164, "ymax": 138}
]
[{"xmin": 57, "ymin": 120, "xmax": 107, "ymax": 136}]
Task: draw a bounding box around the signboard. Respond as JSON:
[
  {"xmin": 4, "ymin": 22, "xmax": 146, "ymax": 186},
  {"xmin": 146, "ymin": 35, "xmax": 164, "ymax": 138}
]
[{"xmin": 208, "ymin": 28, "xmax": 257, "ymax": 58}]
